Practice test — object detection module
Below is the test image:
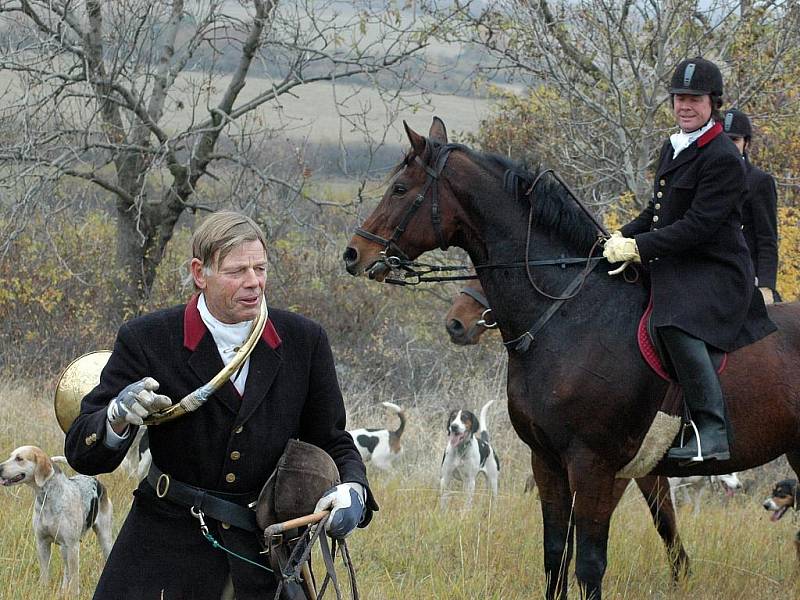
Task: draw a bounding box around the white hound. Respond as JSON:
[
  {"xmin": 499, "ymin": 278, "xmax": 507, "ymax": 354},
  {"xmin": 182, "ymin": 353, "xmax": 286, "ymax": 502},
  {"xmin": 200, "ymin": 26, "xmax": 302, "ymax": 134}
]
[
  {"xmin": 0, "ymin": 445, "xmax": 114, "ymax": 595},
  {"xmin": 440, "ymin": 400, "xmax": 500, "ymax": 509},
  {"xmin": 348, "ymin": 402, "xmax": 406, "ymax": 471}
]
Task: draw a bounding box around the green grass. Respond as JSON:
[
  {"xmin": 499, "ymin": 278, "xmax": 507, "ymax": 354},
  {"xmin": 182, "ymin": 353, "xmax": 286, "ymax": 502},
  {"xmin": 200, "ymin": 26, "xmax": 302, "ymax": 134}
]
[{"xmin": 1, "ymin": 380, "xmax": 798, "ymax": 599}]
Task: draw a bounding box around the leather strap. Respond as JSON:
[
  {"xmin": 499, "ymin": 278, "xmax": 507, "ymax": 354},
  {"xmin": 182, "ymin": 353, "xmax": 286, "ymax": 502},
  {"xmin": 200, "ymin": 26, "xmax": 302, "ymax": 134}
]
[{"xmin": 146, "ymin": 463, "xmax": 258, "ymax": 532}]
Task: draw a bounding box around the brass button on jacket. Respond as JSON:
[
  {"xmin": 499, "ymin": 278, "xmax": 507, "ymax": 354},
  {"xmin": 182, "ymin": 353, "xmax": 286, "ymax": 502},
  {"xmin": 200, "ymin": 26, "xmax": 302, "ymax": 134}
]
[
  {"xmin": 655, "ymin": 203, "xmax": 661, "ymax": 210},
  {"xmin": 233, "ymin": 425, "xmax": 243, "ymax": 434},
  {"xmin": 85, "ymin": 432, "xmax": 98, "ymax": 446},
  {"xmin": 230, "ymin": 451, "xmax": 241, "ymax": 461},
  {"xmin": 656, "ymin": 191, "xmax": 663, "ymax": 199},
  {"xmin": 225, "ymin": 473, "xmax": 236, "ymax": 483},
  {"xmin": 652, "ymin": 215, "xmax": 659, "ymax": 222},
  {"xmin": 659, "ymin": 179, "xmax": 666, "ymax": 186}
]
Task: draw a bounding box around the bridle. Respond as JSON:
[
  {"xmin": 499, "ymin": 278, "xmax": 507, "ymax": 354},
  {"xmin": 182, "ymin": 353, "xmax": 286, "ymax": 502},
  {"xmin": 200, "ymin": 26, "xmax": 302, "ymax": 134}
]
[
  {"xmin": 354, "ymin": 143, "xmax": 456, "ymax": 261},
  {"xmin": 458, "ymin": 286, "xmax": 497, "ymax": 329}
]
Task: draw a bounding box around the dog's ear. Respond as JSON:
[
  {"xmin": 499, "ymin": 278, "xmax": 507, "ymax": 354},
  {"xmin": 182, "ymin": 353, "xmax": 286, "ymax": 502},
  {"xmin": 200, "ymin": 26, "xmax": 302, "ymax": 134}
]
[
  {"xmin": 33, "ymin": 449, "xmax": 53, "ymax": 487},
  {"xmin": 470, "ymin": 413, "xmax": 479, "ymax": 434}
]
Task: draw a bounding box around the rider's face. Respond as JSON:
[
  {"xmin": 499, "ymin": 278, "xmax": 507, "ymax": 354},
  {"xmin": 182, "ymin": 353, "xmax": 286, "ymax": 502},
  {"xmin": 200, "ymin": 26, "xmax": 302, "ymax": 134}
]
[{"xmin": 673, "ymin": 94, "xmax": 713, "ymax": 133}]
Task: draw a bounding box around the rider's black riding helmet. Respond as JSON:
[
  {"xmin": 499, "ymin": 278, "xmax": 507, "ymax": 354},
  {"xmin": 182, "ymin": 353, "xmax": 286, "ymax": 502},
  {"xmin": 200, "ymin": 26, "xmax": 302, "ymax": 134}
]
[
  {"xmin": 669, "ymin": 57, "xmax": 723, "ymax": 98},
  {"xmin": 722, "ymin": 108, "xmax": 753, "ymax": 140}
]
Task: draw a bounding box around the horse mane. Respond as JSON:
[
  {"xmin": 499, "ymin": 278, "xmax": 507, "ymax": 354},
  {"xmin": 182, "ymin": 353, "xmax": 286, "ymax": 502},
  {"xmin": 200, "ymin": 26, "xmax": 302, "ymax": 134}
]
[
  {"xmin": 390, "ymin": 139, "xmax": 600, "ymax": 253},
  {"xmin": 474, "ymin": 150, "xmax": 601, "ymax": 254}
]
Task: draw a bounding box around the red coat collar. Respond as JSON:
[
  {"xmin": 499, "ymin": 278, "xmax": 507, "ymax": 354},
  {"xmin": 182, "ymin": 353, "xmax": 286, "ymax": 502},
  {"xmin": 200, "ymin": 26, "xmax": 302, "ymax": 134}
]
[
  {"xmin": 183, "ymin": 294, "xmax": 282, "ymax": 351},
  {"xmin": 697, "ymin": 121, "xmax": 722, "ymax": 148}
]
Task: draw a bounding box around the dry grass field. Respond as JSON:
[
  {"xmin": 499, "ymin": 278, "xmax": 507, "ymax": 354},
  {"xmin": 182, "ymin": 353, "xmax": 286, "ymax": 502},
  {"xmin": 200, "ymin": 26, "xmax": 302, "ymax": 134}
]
[{"xmin": 1, "ymin": 379, "xmax": 798, "ymax": 599}]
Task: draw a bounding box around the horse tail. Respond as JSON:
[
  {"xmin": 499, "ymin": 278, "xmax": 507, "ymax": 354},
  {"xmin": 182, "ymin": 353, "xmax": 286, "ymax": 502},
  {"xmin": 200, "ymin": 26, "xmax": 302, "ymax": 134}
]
[
  {"xmin": 381, "ymin": 401, "xmax": 406, "ymax": 438},
  {"xmin": 479, "ymin": 400, "xmax": 495, "ymax": 435}
]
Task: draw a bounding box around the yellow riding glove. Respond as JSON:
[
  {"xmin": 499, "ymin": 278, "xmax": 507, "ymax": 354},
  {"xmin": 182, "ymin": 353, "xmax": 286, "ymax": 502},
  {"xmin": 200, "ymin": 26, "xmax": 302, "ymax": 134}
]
[{"xmin": 603, "ymin": 235, "xmax": 641, "ymax": 264}]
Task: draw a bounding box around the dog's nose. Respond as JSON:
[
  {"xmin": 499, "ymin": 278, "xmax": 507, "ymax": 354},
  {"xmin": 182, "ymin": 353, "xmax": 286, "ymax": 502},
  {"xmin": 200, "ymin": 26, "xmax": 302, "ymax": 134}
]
[
  {"xmin": 762, "ymin": 498, "xmax": 773, "ymax": 510},
  {"xmin": 343, "ymin": 247, "xmax": 359, "ymax": 275}
]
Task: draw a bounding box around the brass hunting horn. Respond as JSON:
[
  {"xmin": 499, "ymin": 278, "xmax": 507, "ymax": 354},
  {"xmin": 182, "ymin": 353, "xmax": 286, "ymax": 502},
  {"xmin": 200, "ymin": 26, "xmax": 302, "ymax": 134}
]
[{"xmin": 54, "ymin": 299, "xmax": 268, "ymax": 433}]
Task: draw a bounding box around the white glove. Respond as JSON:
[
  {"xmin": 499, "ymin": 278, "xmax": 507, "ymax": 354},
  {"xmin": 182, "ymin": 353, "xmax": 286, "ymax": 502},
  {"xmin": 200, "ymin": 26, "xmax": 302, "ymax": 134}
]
[
  {"xmin": 759, "ymin": 287, "xmax": 774, "ymax": 306},
  {"xmin": 603, "ymin": 235, "xmax": 641, "ymax": 264},
  {"xmin": 107, "ymin": 377, "xmax": 172, "ymax": 428},
  {"xmin": 313, "ymin": 482, "xmax": 366, "ymax": 539}
]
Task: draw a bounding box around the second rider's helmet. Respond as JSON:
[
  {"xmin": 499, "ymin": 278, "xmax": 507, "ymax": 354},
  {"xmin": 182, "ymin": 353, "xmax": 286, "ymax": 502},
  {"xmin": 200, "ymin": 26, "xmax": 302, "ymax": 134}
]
[{"xmin": 722, "ymin": 108, "xmax": 753, "ymax": 140}]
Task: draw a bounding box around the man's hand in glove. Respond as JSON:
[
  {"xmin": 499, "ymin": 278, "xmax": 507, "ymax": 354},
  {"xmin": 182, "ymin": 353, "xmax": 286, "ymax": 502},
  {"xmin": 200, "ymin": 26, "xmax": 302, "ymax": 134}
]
[
  {"xmin": 313, "ymin": 482, "xmax": 366, "ymax": 539},
  {"xmin": 106, "ymin": 377, "xmax": 172, "ymax": 434}
]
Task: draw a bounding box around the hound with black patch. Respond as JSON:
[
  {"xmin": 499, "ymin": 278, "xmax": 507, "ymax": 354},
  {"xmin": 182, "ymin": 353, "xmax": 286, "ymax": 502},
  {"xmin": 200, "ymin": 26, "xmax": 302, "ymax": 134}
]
[
  {"xmin": 440, "ymin": 400, "xmax": 500, "ymax": 509},
  {"xmin": 763, "ymin": 478, "xmax": 798, "ymax": 521},
  {"xmin": 348, "ymin": 402, "xmax": 406, "ymax": 470},
  {"xmin": 0, "ymin": 445, "xmax": 114, "ymax": 595},
  {"xmin": 763, "ymin": 478, "xmax": 800, "ymax": 562}
]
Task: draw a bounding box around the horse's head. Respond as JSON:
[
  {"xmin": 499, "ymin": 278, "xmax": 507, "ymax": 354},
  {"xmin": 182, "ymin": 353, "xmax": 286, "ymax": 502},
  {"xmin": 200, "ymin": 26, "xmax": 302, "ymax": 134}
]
[
  {"xmin": 343, "ymin": 117, "xmax": 465, "ymax": 281},
  {"xmin": 445, "ymin": 279, "xmax": 497, "ymax": 346}
]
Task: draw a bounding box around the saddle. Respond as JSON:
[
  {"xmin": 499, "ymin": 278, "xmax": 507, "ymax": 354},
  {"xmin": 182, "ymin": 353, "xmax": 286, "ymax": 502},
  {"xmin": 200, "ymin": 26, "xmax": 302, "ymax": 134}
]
[
  {"xmin": 637, "ymin": 297, "xmax": 727, "ymax": 382},
  {"xmin": 256, "ymin": 439, "xmax": 358, "ymax": 600}
]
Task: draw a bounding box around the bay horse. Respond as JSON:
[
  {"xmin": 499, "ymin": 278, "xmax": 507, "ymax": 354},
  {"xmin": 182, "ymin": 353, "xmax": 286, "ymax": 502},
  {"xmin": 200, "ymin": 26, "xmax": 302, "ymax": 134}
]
[
  {"xmin": 343, "ymin": 117, "xmax": 800, "ymax": 599},
  {"xmin": 445, "ymin": 278, "xmax": 689, "ymax": 581}
]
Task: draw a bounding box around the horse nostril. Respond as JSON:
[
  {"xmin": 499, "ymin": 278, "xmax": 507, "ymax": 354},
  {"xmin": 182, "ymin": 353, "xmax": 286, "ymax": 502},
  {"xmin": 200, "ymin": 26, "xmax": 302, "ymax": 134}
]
[
  {"xmin": 343, "ymin": 247, "xmax": 359, "ymax": 274},
  {"xmin": 343, "ymin": 247, "xmax": 358, "ymax": 264},
  {"xmin": 446, "ymin": 319, "xmax": 465, "ymax": 336}
]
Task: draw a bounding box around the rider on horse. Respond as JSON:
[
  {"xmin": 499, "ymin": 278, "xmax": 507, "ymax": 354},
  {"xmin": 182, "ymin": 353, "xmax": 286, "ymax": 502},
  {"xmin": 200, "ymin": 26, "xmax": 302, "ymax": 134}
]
[{"xmin": 603, "ymin": 57, "xmax": 777, "ymax": 463}]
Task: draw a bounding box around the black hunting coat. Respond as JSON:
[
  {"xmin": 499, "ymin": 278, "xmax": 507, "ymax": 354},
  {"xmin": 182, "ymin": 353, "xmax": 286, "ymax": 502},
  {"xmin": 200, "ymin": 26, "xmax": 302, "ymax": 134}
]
[
  {"xmin": 65, "ymin": 295, "xmax": 376, "ymax": 600},
  {"xmin": 741, "ymin": 154, "xmax": 780, "ymax": 292},
  {"xmin": 621, "ymin": 122, "xmax": 776, "ymax": 352}
]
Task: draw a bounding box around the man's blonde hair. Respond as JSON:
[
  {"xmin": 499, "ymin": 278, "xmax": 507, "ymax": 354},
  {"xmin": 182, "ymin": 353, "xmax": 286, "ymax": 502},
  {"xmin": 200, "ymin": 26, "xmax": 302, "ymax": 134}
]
[{"xmin": 191, "ymin": 211, "xmax": 267, "ymax": 274}]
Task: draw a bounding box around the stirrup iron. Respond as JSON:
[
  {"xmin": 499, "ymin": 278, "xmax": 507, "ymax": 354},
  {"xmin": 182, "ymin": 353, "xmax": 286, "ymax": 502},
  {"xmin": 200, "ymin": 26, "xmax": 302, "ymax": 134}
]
[{"xmin": 677, "ymin": 419, "xmax": 704, "ymax": 463}]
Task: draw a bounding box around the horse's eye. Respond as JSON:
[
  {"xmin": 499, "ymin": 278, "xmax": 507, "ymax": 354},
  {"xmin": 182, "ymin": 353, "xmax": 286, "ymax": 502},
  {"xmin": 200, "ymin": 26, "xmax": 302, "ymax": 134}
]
[{"xmin": 392, "ymin": 184, "xmax": 407, "ymax": 196}]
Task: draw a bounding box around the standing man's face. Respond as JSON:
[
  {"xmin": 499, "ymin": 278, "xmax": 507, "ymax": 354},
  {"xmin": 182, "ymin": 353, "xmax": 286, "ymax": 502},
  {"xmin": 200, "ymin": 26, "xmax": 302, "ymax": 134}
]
[
  {"xmin": 191, "ymin": 240, "xmax": 267, "ymax": 324},
  {"xmin": 673, "ymin": 94, "xmax": 713, "ymax": 132}
]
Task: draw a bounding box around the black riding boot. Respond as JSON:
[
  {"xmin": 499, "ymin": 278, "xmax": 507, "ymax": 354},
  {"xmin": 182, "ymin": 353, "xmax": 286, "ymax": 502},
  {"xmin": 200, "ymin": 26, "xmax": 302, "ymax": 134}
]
[{"xmin": 659, "ymin": 326, "xmax": 731, "ymax": 462}]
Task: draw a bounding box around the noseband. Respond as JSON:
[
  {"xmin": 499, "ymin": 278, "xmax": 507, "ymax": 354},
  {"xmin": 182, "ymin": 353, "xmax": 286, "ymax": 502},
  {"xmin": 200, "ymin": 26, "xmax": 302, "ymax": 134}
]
[
  {"xmin": 354, "ymin": 144, "xmax": 456, "ymax": 258},
  {"xmin": 459, "ymin": 287, "xmax": 497, "ymax": 329}
]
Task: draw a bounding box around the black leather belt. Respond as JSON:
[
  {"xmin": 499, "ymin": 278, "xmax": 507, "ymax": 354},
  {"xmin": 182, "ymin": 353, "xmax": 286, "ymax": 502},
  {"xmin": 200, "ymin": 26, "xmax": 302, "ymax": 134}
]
[{"xmin": 146, "ymin": 463, "xmax": 258, "ymax": 532}]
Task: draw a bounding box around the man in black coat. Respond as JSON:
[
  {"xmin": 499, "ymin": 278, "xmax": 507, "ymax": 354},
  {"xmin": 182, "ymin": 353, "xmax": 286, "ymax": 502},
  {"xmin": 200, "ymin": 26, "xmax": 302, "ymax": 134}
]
[
  {"xmin": 722, "ymin": 108, "xmax": 782, "ymax": 304},
  {"xmin": 65, "ymin": 211, "xmax": 377, "ymax": 599},
  {"xmin": 604, "ymin": 57, "xmax": 776, "ymax": 463}
]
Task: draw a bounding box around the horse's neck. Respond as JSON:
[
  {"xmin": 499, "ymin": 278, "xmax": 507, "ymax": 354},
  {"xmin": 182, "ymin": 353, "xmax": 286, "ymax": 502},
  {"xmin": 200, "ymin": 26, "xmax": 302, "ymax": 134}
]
[
  {"xmin": 450, "ymin": 164, "xmax": 645, "ymax": 341},
  {"xmin": 473, "ymin": 233, "xmax": 645, "ymax": 346}
]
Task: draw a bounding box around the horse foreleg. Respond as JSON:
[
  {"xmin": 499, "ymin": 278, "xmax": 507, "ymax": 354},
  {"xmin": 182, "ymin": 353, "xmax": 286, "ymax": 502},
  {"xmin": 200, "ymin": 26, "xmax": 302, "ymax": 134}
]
[
  {"xmin": 569, "ymin": 463, "xmax": 630, "ymax": 600},
  {"xmin": 531, "ymin": 453, "xmax": 574, "ymax": 600},
  {"xmin": 634, "ymin": 475, "xmax": 690, "ymax": 581}
]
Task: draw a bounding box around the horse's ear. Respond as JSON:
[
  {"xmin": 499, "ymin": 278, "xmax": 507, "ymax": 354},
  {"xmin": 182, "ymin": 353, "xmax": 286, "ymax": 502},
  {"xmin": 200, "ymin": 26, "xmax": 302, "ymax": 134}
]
[
  {"xmin": 403, "ymin": 121, "xmax": 427, "ymax": 157},
  {"xmin": 429, "ymin": 116, "xmax": 448, "ymax": 144}
]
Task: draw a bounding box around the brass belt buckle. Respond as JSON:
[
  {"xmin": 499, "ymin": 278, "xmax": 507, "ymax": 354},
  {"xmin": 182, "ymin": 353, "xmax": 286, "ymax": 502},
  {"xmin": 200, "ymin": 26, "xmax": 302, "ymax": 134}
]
[{"xmin": 156, "ymin": 473, "xmax": 171, "ymax": 498}]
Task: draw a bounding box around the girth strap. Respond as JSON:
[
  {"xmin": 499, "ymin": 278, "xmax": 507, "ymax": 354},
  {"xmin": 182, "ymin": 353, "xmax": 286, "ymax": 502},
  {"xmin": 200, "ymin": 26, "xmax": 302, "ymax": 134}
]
[{"xmin": 147, "ymin": 462, "xmax": 258, "ymax": 532}]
